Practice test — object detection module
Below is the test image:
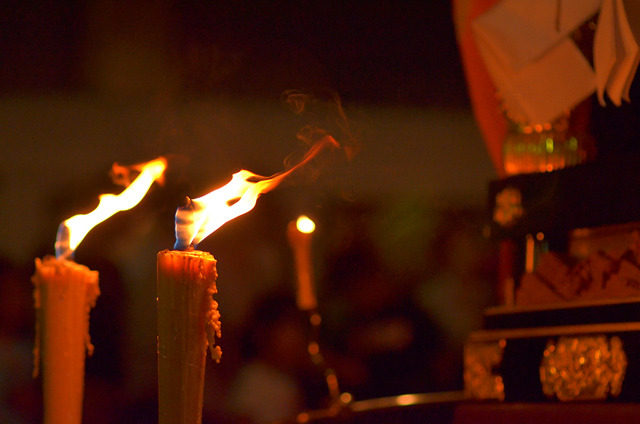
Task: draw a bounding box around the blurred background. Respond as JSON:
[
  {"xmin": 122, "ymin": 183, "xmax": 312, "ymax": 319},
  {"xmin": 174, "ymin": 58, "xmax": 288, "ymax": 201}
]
[{"xmin": 0, "ymin": 1, "xmax": 498, "ymax": 423}]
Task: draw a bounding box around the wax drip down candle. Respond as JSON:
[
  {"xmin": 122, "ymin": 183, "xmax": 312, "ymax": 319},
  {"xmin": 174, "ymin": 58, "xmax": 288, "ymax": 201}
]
[
  {"xmin": 32, "ymin": 157, "xmax": 166, "ymax": 424},
  {"xmin": 158, "ymin": 135, "xmax": 342, "ymax": 424}
]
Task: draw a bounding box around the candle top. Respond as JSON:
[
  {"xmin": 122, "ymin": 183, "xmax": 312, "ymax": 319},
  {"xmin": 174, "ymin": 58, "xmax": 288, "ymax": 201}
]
[{"xmin": 158, "ymin": 248, "xmax": 215, "ymax": 260}]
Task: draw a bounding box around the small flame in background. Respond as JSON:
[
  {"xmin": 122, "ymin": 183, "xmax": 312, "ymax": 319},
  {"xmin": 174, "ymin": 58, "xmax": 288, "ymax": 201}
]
[
  {"xmin": 175, "ymin": 136, "xmax": 338, "ymax": 250},
  {"xmin": 296, "ymin": 215, "xmax": 315, "ymax": 234},
  {"xmin": 174, "ymin": 90, "xmax": 359, "ymax": 250},
  {"xmin": 55, "ymin": 157, "xmax": 167, "ymax": 259}
]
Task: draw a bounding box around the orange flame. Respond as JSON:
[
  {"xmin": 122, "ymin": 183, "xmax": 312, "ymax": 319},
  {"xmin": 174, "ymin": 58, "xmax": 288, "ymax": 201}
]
[
  {"xmin": 175, "ymin": 136, "xmax": 338, "ymax": 250},
  {"xmin": 56, "ymin": 157, "xmax": 167, "ymax": 259}
]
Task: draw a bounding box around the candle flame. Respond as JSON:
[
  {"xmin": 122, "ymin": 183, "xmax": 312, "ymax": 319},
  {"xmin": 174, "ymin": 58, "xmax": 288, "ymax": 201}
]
[
  {"xmin": 175, "ymin": 135, "xmax": 338, "ymax": 250},
  {"xmin": 55, "ymin": 157, "xmax": 167, "ymax": 259},
  {"xmin": 296, "ymin": 216, "xmax": 315, "ymax": 234}
]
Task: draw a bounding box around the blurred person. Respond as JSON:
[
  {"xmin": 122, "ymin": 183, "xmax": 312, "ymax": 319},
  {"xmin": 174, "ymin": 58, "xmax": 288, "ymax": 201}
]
[
  {"xmin": 0, "ymin": 259, "xmax": 41, "ymax": 423},
  {"xmin": 227, "ymin": 291, "xmax": 313, "ymax": 424},
  {"xmin": 416, "ymin": 210, "xmax": 497, "ymax": 388},
  {"xmin": 322, "ymin": 241, "xmax": 449, "ymax": 400}
]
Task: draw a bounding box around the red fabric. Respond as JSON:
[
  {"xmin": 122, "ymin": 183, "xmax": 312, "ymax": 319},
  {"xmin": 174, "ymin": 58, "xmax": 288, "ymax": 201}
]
[{"xmin": 453, "ymin": 0, "xmax": 506, "ymax": 177}]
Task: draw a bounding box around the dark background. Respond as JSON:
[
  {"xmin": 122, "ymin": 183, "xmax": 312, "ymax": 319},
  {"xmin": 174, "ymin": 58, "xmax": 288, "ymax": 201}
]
[{"xmin": 0, "ymin": 1, "xmax": 469, "ymax": 108}]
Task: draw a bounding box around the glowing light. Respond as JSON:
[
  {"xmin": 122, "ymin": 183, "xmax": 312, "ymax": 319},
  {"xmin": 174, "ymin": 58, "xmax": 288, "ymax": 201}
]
[
  {"xmin": 56, "ymin": 157, "xmax": 167, "ymax": 259},
  {"xmin": 545, "ymin": 137, "xmax": 554, "ymax": 153},
  {"xmin": 296, "ymin": 216, "xmax": 315, "ymax": 234},
  {"xmin": 175, "ymin": 135, "xmax": 338, "ymax": 250},
  {"xmin": 396, "ymin": 394, "xmax": 418, "ymax": 406},
  {"xmin": 339, "ymin": 392, "xmax": 352, "ymax": 404}
]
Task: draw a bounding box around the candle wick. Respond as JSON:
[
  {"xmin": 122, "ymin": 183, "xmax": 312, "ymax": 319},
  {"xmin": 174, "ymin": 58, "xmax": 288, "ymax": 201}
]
[{"xmin": 55, "ymin": 222, "xmax": 73, "ymax": 260}]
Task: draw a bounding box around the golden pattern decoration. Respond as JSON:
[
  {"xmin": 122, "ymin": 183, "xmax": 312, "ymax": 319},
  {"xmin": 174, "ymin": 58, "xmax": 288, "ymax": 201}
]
[
  {"xmin": 493, "ymin": 187, "xmax": 524, "ymax": 227},
  {"xmin": 464, "ymin": 340, "xmax": 506, "ymax": 400},
  {"xmin": 540, "ymin": 335, "xmax": 627, "ymax": 401}
]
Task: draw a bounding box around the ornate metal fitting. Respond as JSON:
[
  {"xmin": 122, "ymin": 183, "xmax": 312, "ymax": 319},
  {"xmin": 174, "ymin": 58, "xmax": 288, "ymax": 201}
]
[
  {"xmin": 464, "ymin": 340, "xmax": 506, "ymax": 400},
  {"xmin": 540, "ymin": 335, "xmax": 627, "ymax": 401},
  {"xmin": 493, "ymin": 187, "xmax": 524, "ymax": 227}
]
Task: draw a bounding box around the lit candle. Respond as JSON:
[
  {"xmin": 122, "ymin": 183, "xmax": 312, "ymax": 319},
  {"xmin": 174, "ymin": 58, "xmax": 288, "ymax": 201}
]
[
  {"xmin": 32, "ymin": 157, "xmax": 166, "ymax": 424},
  {"xmin": 158, "ymin": 136, "xmax": 340, "ymax": 424},
  {"xmin": 287, "ymin": 215, "xmax": 342, "ymax": 404},
  {"xmin": 287, "ymin": 215, "xmax": 317, "ymax": 311}
]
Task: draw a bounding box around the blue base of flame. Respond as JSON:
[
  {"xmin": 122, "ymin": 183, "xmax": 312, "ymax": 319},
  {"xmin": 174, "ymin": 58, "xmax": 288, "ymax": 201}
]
[
  {"xmin": 55, "ymin": 222, "xmax": 73, "ymax": 260},
  {"xmin": 174, "ymin": 197, "xmax": 196, "ymax": 251}
]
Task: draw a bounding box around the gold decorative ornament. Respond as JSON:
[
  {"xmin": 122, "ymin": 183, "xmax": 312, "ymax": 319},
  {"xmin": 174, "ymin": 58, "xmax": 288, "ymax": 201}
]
[
  {"xmin": 493, "ymin": 187, "xmax": 524, "ymax": 227},
  {"xmin": 464, "ymin": 340, "xmax": 506, "ymax": 400},
  {"xmin": 540, "ymin": 335, "xmax": 627, "ymax": 401}
]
